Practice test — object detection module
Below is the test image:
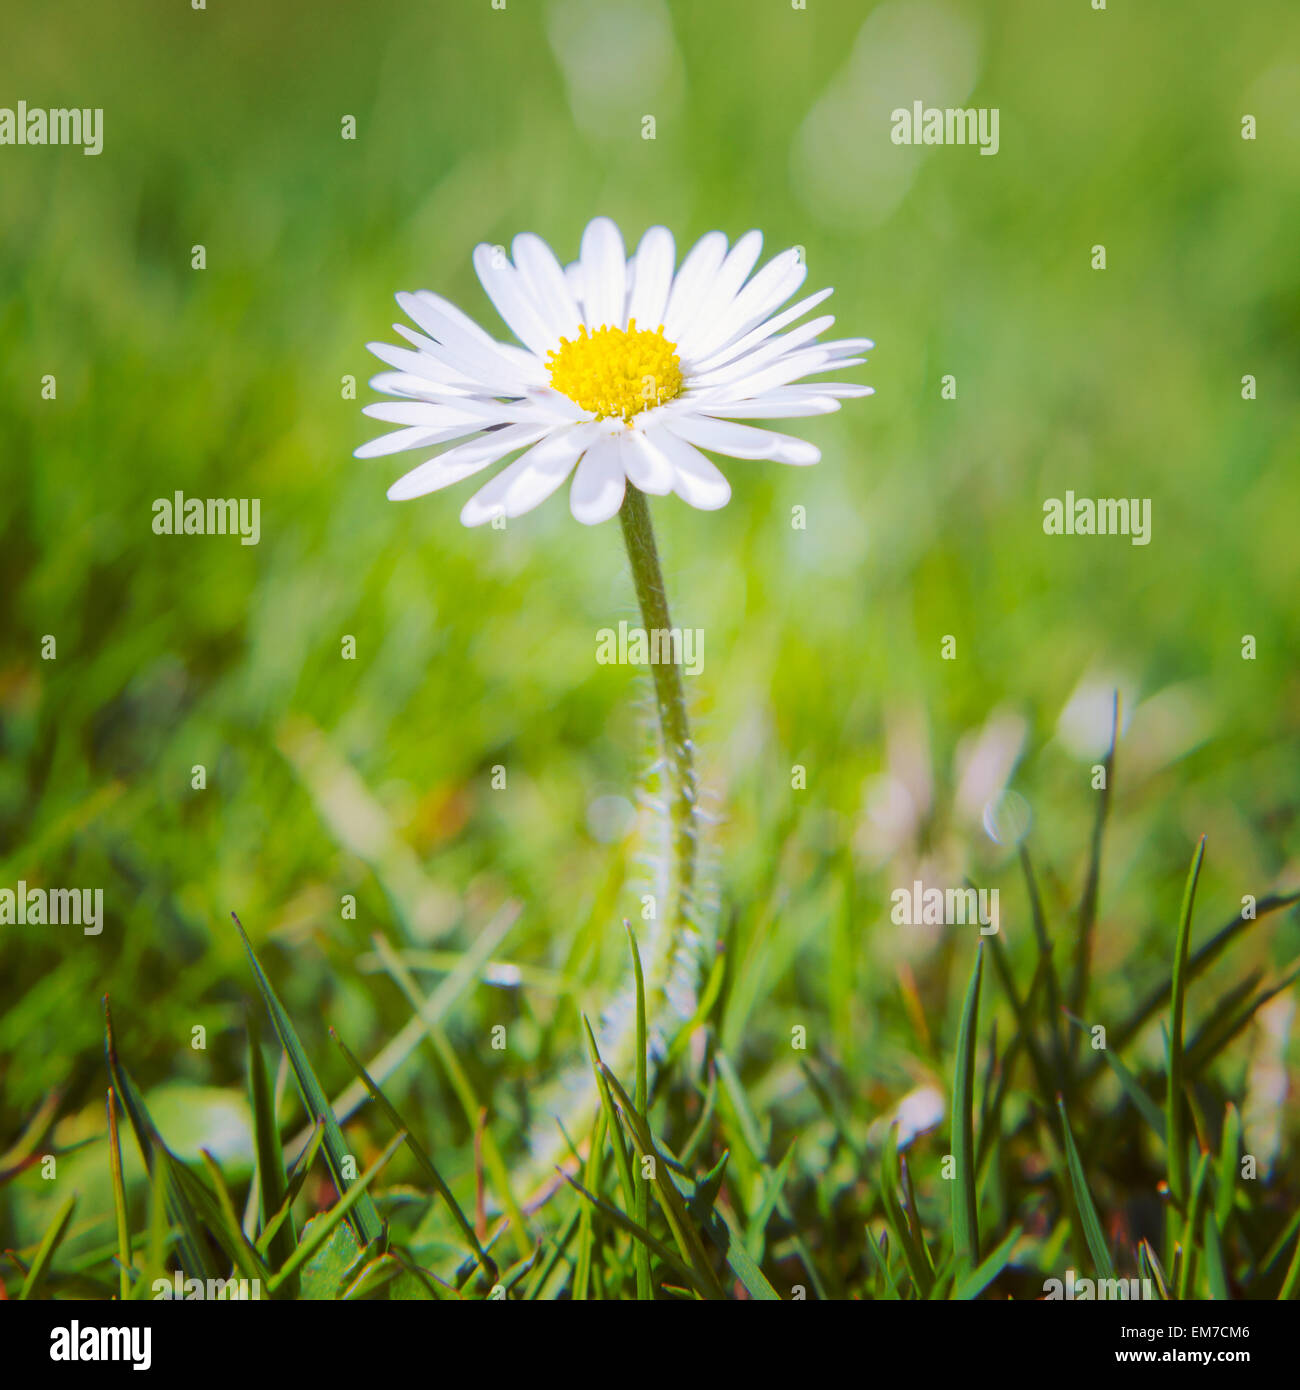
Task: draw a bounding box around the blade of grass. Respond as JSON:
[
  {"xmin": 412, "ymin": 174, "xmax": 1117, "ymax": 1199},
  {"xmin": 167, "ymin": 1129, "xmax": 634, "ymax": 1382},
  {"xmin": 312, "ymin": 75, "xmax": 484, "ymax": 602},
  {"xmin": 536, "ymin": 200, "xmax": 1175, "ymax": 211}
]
[
  {"xmin": 265, "ymin": 1130, "xmax": 405, "ymax": 1296},
  {"xmin": 105, "ymin": 1087, "xmax": 131, "ymax": 1300},
  {"xmin": 1279, "ymin": 1227, "xmax": 1300, "ymax": 1300},
  {"xmin": 558, "ymin": 1169, "xmax": 701, "ymax": 1295},
  {"xmin": 1068, "ymin": 690, "xmax": 1118, "ymax": 1061},
  {"xmin": 1186, "ymin": 959, "xmax": 1300, "ymax": 1076},
  {"xmin": 598, "ymin": 1063, "xmax": 727, "ymax": 1299},
  {"xmin": 1063, "ymin": 1011, "xmax": 1164, "ymax": 1137},
  {"xmin": 1139, "ymin": 1239, "xmax": 1170, "ymax": 1300},
  {"xmin": 231, "ymin": 912, "xmax": 383, "ymax": 1246},
  {"xmin": 954, "ymin": 1224, "xmax": 1023, "ymax": 1301},
  {"xmin": 1097, "ymin": 888, "xmax": 1300, "ymax": 1066},
  {"xmin": 330, "ymin": 1027, "xmax": 496, "ymax": 1285},
  {"xmin": 1216, "ymin": 1103, "xmax": 1240, "ymax": 1232},
  {"xmin": 104, "ymin": 997, "xmax": 220, "ymax": 1282},
  {"xmin": 1203, "ymin": 1209, "xmax": 1229, "ymax": 1300},
  {"xmin": 625, "ymin": 920, "xmax": 653, "ymax": 1303},
  {"xmin": 1166, "ymin": 838, "xmax": 1206, "ymax": 1229},
  {"xmin": 881, "ymin": 1122, "xmax": 934, "ymax": 1296},
  {"xmin": 1056, "ymin": 1095, "xmax": 1115, "ymax": 1280},
  {"xmin": 367, "ymin": 930, "xmax": 529, "ymax": 1257},
  {"xmin": 18, "ymin": 1192, "xmax": 77, "ymax": 1299},
  {"xmin": 582, "ymin": 1017, "xmax": 637, "ymax": 1213},
  {"xmin": 1176, "ymin": 1149, "xmax": 1212, "ymax": 1299},
  {"xmin": 571, "ymin": 1107, "xmax": 605, "ymax": 1301},
  {"xmin": 951, "ymin": 942, "xmax": 984, "ymax": 1270},
  {"xmin": 246, "ymin": 1012, "xmax": 296, "ymax": 1284},
  {"xmin": 1020, "ymin": 844, "xmax": 1068, "ymax": 1083}
]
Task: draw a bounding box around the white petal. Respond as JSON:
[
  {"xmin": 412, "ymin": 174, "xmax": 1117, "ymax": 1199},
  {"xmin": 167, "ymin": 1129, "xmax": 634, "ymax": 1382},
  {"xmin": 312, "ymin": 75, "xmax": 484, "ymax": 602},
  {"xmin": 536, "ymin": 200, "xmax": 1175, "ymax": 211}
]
[
  {"xmin": 459, "ymin": 423, "xmax": 605, "ymax": 526},
  {"xmin": 392, "ymin": 323, "xmax": 528, "ymax": 397},
  {"xmin": 579, "ymin": 217, "xmax": 628, "ymax": 331},
  {"xmin": 362, "ymin": 401, "xmax": 495, "ymax": 427},
  {"xmin": 355, "ymin": 425, "xmax": 476, "ymax": 459},
  {"xmin": 621, "ymin": 429, "xmax": 674, "ymax": 495},
  {"xmin": 569, "ymin": 438, "xmax": 627, "ymax": 524},
  {"xmin": 625, "ymin": 226, "xmax": 676, "ymax": 332},
  {"xmin": 397, "ymin": 291, "xmax": 538, "ymax": 391},
  {"xmin": 666, "ymin": 414, "xmax": 820, "ymax": 466},
  {"xmin": 691, "ymin": 287, "xmax": 834, "ymax": 372},
  {"xmin": 709, "ymin": 248, "xmax": 808, "ymax": 349},
  {"xmin": 799, "ymin": 382, "xmax": 875, "ymax": 398},
  {"xmin": 687, "ymin": 314, "xmax": 837, "ymax": 388},
  {"xmin": 471, "ymin": 245, "xmax": 559, "ymax": 358},
  {"xmin": 367, "ymin": 340, "xmax": 480, "ymax": 391},
  {"xmin": 717, "ymin": 346, "xmax": 865, "ymax": 397},
  {"xmin": 512, "ymin": 232, "xmax": 583, "ymax": 343},
  {"xmin": 662, "ymin": 231, "xmax": 728, "ymax": 343},
  {"xmin": 643, "ymin": 427, "xmax": 732, "ymax": 510},
  {"xmin": 387, "ymin": 425, "xmax": 548, "ymax": 501},
  {"xmin": 411, "ymin": 288, "xmax": 506, "ymax": 346},
  {"xmin": 367, "ymin": 370, "xmax": 453, "ymax": 399},
  {"xmin": 696, "ymin": 394, "xmax": 840, "ymax": 419},
  {"xmin": 674, "ymin": 229, "xmax": 763, "ymax": 357}
]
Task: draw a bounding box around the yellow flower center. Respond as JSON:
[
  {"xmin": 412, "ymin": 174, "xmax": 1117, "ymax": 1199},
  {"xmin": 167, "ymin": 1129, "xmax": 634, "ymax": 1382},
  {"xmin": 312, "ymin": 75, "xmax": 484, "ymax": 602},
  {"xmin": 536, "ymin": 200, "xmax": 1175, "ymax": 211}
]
[{"xmin": 546, "ymin": 319, "xmax": 683, "ymax": 423}]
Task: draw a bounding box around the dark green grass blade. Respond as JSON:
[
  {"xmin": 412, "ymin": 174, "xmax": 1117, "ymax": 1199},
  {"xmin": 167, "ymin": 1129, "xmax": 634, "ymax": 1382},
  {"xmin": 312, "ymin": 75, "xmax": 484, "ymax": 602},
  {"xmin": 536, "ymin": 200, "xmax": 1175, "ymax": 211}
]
[
  {"xmin": 1068, "ymin": 690, "xmax": 1118, "ymax": 1060},
  {"xmin": 951, "ymin": 942, "xmax": 984, "ymax": 1270},
  {"xmin": 598, "ymin": 1063, "xmax": 727, "ymax": 1300},
  {"xmin": 863, "ymin": 1227, "xmax": 902, "ymax": 1299},
  {"xmin": 1279, "ymin": 1226, "xmax": 1300, "ymax": 1300},
  {"xmin": 571, "ymin": 1107, "xmax": 605, "ymax": 1301},
  {"xmin": 1056, "ymin": 1095, "xmax": 1115, "ymax": 1280},
  {"xmin": 330, "ymin": 1027, "xmax": 495, "ymax": 1284},
  {"xmin": 1139, "ymin": 1239, "xmax": 1170, "ymax": 1300},
  {"xmin": 104, "ymin": 997, "xmax": 220, "ymax": 1281},
  {"xmin": 881, "ymin": 1122, "xmax": 934, "ymax": 1296},
  {"xmin": 1097, "ymin": 888, "xmax": 1300, "ymax": 1067},
  {"xmin": 1019, "ymin": 844, "xmax": 1068, "ymax": 1082},
  {"xmin": 231, "ymin": 911, "xmax": 383, "ymax": 1247},
  {"xmin": 1185, "ymin": 958, "xmax": 1300, "ymax": 1076},
  {"xmin": 1176, "ymin": 1149, "xmax": 1212, "ymax": 1298},
  {"xmin": 1215, "ymin": 1103, "xmax": 1240, "ymax": 1232},
  {"xmin": 582, "ymin": 1017, "xmax": 638, "ymax": 1213},
  {"xmin": 265, "ymin": 1130, "xmax": 404, "ymax": 1296},
  {"xmin": 246, "ymin": 1012, "xmax": 297, "ymax": 1282},
  {"xmin": 105, "ymin": 1087, "xmax": 131, "ymax": 1299},
  {"xmin": 954, "ymin": 1224, "xmax": 1023, "ymax": 1301},
  {"xmin": 559, "ymin": 1168, "xmax": 700, "ymax": 1294},
  {"xmin": 1203, "ymin": 1209, "xmax": 1229, "ymax": 1299},
  {"xmin": 18, "ymin": 1192, "xmax": 77, "ymax": 1299},
  {"xmin": 1166, "ymin": 837, "xmax": 1206, "ymax": 1214},
  {"xmin": 1063, "ymin": 1010, "xmax": 1164, "ymax": 1137},
  {"xmin": 625, "ymin": 920, "xmax": 653, "ymax": 1302}
]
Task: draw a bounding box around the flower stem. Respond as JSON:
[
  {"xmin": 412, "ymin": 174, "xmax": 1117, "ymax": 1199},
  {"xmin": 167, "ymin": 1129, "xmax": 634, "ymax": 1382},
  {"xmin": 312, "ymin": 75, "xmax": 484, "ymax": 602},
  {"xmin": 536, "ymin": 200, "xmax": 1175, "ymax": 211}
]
[{"xmin": 617, "ymin": 485, "xmax": 698, "ymax": 942}]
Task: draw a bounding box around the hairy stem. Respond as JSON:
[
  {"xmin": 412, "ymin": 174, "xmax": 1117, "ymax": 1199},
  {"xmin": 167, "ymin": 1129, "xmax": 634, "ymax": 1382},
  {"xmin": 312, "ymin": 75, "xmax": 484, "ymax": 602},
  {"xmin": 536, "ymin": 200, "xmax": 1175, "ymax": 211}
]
[{"xmin": 617, "ymin": 484, "xmax": 698, "ymax": 944}]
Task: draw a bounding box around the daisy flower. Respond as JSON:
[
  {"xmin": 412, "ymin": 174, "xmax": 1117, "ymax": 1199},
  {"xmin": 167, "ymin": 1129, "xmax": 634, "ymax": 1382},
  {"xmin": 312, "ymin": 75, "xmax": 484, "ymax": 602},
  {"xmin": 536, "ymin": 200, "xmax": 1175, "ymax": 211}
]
[{"xmin": 357, "ymin": 216, "xmax": 873, "ymax": 526}]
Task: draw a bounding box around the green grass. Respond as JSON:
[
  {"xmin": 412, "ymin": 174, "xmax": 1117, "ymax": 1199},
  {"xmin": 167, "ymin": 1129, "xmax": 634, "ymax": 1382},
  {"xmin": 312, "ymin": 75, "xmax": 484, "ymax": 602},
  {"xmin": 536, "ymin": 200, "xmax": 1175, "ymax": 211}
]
[{"xmin": 2, "ymin": 0, "xmax": 1300, "ymax": 1300}]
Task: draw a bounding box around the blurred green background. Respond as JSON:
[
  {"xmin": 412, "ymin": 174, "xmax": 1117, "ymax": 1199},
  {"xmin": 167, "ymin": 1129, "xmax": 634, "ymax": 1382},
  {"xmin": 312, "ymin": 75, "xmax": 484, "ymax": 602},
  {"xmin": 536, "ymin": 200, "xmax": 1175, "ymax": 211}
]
[{"xmin": 2, "ymin": 0, "xmax": 1298, "ymax": 1256}]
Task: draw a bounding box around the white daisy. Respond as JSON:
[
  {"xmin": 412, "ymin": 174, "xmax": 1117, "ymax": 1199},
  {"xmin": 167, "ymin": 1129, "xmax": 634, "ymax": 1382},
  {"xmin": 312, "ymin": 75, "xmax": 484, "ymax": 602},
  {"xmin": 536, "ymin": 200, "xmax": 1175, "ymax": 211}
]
[{"xmin": 357, "ymin": 216, "xmax": 873, "ymax": 527}]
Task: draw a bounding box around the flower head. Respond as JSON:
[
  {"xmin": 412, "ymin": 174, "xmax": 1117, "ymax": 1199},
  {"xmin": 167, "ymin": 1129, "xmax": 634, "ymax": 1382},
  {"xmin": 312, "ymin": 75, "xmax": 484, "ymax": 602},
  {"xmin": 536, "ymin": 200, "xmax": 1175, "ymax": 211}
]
[{"xmin": 358, "ymin": 217, "xmax": 873, "ymax": 526}]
